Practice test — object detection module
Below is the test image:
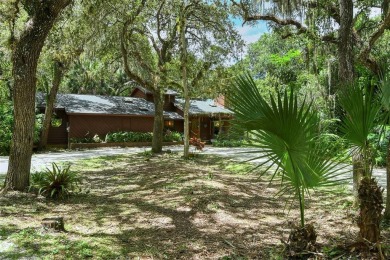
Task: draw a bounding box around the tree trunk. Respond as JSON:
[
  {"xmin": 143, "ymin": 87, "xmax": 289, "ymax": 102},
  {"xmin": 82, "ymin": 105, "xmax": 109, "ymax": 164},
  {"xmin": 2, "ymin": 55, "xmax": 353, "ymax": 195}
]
[
  {"xmin": 183, "ymin": 94, "xmax": 190, "ymax": 158},
  {"xmin": 352, "ymin": 154, "xmax": 365, "ymax": 206},
  {"xmin": 339, "ymin": 0, "xmax": 359, "ymax": 203},
  {"xmin": 383, "ymin": 137, "xmax": 390, "ymax": 220},
  {"xmin": 338, "ymin": 0, "xmax": 355, "ymax": 84},
  {"xmin": 38, "ymin": 60, "xmax": 65, "ymax": 150},
  {"xmin": 152, "ymin": 90, "xmax": 164, "ymax": 153},
  {"xmin": 4, "ymin": 0, "xmax": 71, "ymax": 191},
  {"xmin": 383, "ymin": 0, "xmax": 389, "ymax": 19},
  {"xmin": 180, "ymin": 13, "xmax": 190, "ymax": 159},
  {"xmin": 357, "ymin": 177, "xmax": 383, "ymax": 244}
]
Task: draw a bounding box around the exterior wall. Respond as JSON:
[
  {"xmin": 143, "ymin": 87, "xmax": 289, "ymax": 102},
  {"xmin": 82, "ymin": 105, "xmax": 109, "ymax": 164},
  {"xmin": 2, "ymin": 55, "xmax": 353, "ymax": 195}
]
[
  {"xmin": 188, "ymin": 116, "xmax": 232, "ymax": 141},
  {"xmin": 164, "ymin": 95, "xmax": 176, "ymax": 111},
  {"xmin": 131, "ymin": 88, "xmax": 176, "ymax": 111},
  {"xmin": 47, "ymin": 109, "xmax": 69, "ymax": 144},
  {"xmin": 68, "ymin": 115, "xmax": 154, "ymax": 139},
  {"xmin": 130, "ymin": 88, "xmax": 147, "ymax": 99},
  {"xmin": 199, "ymin": 116, "xmax": 212, "ymax": 140},
  {"xmin": 146, "ymin": 93, "xmax": 154, "ymax": 102},
  {"xmin": 168, "ymin": 120, "xmax": 184, "ymax": 133}
]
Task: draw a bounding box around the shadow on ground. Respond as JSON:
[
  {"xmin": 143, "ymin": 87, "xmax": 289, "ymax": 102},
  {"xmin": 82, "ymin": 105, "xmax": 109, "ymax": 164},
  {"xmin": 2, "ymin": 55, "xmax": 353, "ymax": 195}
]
[{"xmin": 0, "ymin": 153, "xmax": 387, "ymax": 259}]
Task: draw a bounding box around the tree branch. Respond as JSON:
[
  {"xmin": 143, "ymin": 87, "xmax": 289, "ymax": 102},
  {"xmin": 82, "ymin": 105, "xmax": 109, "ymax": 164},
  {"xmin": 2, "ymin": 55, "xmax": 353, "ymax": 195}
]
[
  {"xmin": 356, "ymin": 9, "xmax": 390, "ymax": 76},
  {"xmin": 156, "ymin": 1, "xmax": 167, "ymax": 45},
  {"xmin": 120, "ymin": 1, "xmax": 150, "ymax": 88},
  {"xmin": 190, "ymin": 62, "xmax": 212, "ymax": 88},
  {"xmin": 359, "ymin": 9, "xmax": 390, "ymax": 63}
]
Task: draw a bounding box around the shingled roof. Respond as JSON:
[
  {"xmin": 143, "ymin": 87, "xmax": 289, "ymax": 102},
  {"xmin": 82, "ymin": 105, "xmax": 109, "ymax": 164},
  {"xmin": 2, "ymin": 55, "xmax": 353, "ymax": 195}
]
[
  {"xmin": 36, "ymin": 93, "xmax": 183, "ymax": 120},
  {"xmin": 174, "ymin": 98, "xmax": 233, "ymax": 116}
]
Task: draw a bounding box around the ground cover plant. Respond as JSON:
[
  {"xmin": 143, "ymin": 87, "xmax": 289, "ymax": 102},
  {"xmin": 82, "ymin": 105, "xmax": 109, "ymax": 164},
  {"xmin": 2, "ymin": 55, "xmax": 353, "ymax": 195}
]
[
  {"xmin": 0, "ymin": 152, "xmax": 389, "ymax": 259},
  {"xmin": 30, "ymin": 163, "xmax": 81, "ymax": 198}
]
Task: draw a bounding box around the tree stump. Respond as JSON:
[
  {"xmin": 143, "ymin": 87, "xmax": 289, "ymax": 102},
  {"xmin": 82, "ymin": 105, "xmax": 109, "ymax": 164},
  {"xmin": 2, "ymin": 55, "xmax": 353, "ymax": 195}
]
[{"xmin": 42, "ymin": 217, "xmax": 65, "ymax": 232}]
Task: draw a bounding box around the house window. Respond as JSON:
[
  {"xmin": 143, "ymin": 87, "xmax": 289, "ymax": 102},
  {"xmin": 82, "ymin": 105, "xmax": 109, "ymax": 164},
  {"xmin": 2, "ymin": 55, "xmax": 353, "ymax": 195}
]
[{"xmin": 164, "ymin": 120, "xmax": 174, "ymax": 129}]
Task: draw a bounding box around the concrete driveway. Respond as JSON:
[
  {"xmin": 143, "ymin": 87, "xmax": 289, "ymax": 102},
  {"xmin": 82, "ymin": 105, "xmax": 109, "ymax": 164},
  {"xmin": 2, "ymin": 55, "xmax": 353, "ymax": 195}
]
[{"xmin": 0, "ymin": 146, "xmax": 387, "ymax": 190}]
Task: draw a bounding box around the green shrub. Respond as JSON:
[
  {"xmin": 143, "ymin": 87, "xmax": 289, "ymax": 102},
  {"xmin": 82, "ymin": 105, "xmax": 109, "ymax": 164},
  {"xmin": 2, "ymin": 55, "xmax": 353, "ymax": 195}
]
[
  {"xmin": 0, "ymin": 101, "xmax": 43, "ymax": 155},
  {"xmin": 105, "ymin": 131, "xmax": 153, "ymax": 143},
  {"xmin": 163, "ymin": 131, "xmax": 182, "ymax": 142},
  {"xmin": 0, "ymin": 101, "xmax": 13, "ymax": 155},
  {"xmin": 317, "ymin": 133, "xmax": 347, "ymax": 159},
  {"xmin": 368, "ymin": 126, "xmax": 390, "ymax": 166},
  {"xmin": 30, "ymin": 163, "xmax": 81, "ymax": 198}
]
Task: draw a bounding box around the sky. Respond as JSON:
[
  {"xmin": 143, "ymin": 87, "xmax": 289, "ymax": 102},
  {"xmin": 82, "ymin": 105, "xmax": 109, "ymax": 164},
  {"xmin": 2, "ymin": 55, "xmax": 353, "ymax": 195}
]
[{"xmin": 233, "ymin": 18, "xmax": 269, "ymax": 45}]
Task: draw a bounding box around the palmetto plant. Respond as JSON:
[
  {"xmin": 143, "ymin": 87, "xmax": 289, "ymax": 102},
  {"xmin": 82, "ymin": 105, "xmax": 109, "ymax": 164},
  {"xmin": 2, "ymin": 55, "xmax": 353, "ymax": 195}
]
[
  {"xmin": 30, "ymin": 163, "xmax": 81, "ymax": 198},
  {"xmin": 338, "ymin": 84, "xmax": 382, "ymax": 177},
  {"xmin": 229, "ymin": 74, "xmax": 346, "ymax": 227},
  {"xmin": 338, "ymin": 83, "xmax": 385, "ymax": 247}
]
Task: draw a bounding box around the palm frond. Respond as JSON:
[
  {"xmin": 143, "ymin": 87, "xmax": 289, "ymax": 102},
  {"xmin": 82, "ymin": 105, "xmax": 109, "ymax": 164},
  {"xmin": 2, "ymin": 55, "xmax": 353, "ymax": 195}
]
[
  {"xmin": 339, "ymin": 84, "xmax": 381, "ymax": 149},
  {"xmin": 229, "ymin": 73, "xmax": 347, "ymax": 226}
]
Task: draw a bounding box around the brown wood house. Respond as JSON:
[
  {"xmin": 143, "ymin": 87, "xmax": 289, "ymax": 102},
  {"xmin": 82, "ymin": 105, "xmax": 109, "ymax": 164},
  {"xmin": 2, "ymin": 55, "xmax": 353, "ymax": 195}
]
[
  {"xmin": 129, "ymin": 86, "xmax": 233, "ymax": 141},
  {"xmin": 36, "ymin": 87, "xmax": 232, "ymax": 147}
]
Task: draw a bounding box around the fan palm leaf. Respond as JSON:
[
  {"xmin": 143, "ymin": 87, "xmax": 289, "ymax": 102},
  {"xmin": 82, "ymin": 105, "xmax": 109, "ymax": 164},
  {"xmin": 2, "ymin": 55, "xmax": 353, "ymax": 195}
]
[
  {"xmin": 229, "ymin": 74, "xmax": 347, "ymax": 227},
  {"xmin": 339, "ymin": 84, "xmax": 381, "ymax": 148},
  {"xmin": 338, "ymin": 84, "xmax": 382, "ymax": 175}
]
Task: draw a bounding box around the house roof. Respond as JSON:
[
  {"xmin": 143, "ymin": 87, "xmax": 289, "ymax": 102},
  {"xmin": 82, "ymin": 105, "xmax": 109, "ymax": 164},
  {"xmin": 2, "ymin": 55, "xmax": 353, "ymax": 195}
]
[
  {"xmin": 174, "ymin": 98, "xmax": 233, "ymax": 116},
  {"xmin": 133, "ymin": 86, "xmax": 178, "ymax": 96},
  {"xmin": 36, "ymin": 92, "xmax": 183, "ymax": 120}
]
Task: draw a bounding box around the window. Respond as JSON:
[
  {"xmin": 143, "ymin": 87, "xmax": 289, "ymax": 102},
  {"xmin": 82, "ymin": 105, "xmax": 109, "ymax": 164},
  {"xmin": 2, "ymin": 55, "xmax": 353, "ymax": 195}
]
[{"xmin": 164, "ymin": 120, "xmax": 174, "ymax": 128}]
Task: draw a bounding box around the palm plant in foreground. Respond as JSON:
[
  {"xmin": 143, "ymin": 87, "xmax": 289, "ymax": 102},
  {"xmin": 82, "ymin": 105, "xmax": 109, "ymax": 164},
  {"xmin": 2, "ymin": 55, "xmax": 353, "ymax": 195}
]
[
  {"xmin": 338, "ymin": 83, "xmax": 384, "ymax": 251},
  {"xmin": 229, "ymin": 74, "xmax": 347, "ymax": 228}
]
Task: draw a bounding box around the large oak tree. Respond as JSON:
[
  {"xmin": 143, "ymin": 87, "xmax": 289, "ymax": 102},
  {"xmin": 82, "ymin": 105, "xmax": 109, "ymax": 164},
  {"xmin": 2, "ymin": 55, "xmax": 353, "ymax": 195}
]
[{"xmin": 3, "ymin": 0, "xmax": 71, "ymax": 191}]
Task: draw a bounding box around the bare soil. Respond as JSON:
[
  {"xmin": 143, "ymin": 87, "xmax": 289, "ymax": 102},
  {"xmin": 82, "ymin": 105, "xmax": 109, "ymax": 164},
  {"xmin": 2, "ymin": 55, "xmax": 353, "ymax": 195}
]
[{"xmin": 0, "ymin": 153, "xmax": 389, "ymax": 259}]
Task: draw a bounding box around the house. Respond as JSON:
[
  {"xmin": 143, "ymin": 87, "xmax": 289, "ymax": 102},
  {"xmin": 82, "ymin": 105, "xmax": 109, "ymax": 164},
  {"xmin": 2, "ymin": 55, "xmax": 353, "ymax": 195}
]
[
  {"xmin": 129, "ymin": 86, "xmax": 233, "ymax": 141},
  {"xmin": 36, "ymin": 87, "xmax": 232, "ymax": 146}
]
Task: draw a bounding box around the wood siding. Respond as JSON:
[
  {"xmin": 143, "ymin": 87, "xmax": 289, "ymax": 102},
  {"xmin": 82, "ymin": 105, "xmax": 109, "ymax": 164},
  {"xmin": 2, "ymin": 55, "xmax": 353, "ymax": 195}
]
[
  {"xmin": 69, "ymin": 115, "xmax": 154, "ymax": 139},
  {"xmin": 164, "ymin": 95, "xmax": 176, "ymax": 111},
  {"xmin": 131, "ymin": 88, "xmax": 147, "ymax": 99},
  {"xmin": 199, "ymin": 116, "xmax": 212, "ymax": 141},
  {"xmin": 47, "ymin": 109, "xmax": 69, "ymax": 144},
  {"xmin": 131, "ymin": 88, "xmax": 176, "ymax": 111}
]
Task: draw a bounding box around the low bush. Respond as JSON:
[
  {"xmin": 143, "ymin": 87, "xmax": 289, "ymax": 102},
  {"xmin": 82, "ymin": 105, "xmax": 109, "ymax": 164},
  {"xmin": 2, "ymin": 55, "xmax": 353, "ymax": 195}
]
[
  {"xmin": 317, "ymin": 133, "xmax": 347, "ymax": 159},
  {"xmin": 368, "ymin": 126, "xmax": 390, "ymax": 167},
  {"xmin": 30, "ymin": 163, "xmax": 81, "ymax": 198},
  {"xmin": 189, "ymin": 137, "xmax": 205, "ymax": 151},
  {"xmin": 70, "ymin": 131, "xmax": 183, "ymax": 144},
  {"xmin": 105, "ymin": 131, "xmax": 153, "ymax": 143},
  {"xmin": 70, "ymin": 134, "xmax": 102, "ymax": 143},
  {"xmin": 163, "ymin": 131, "xmax": 182, "ymax": 142}
]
